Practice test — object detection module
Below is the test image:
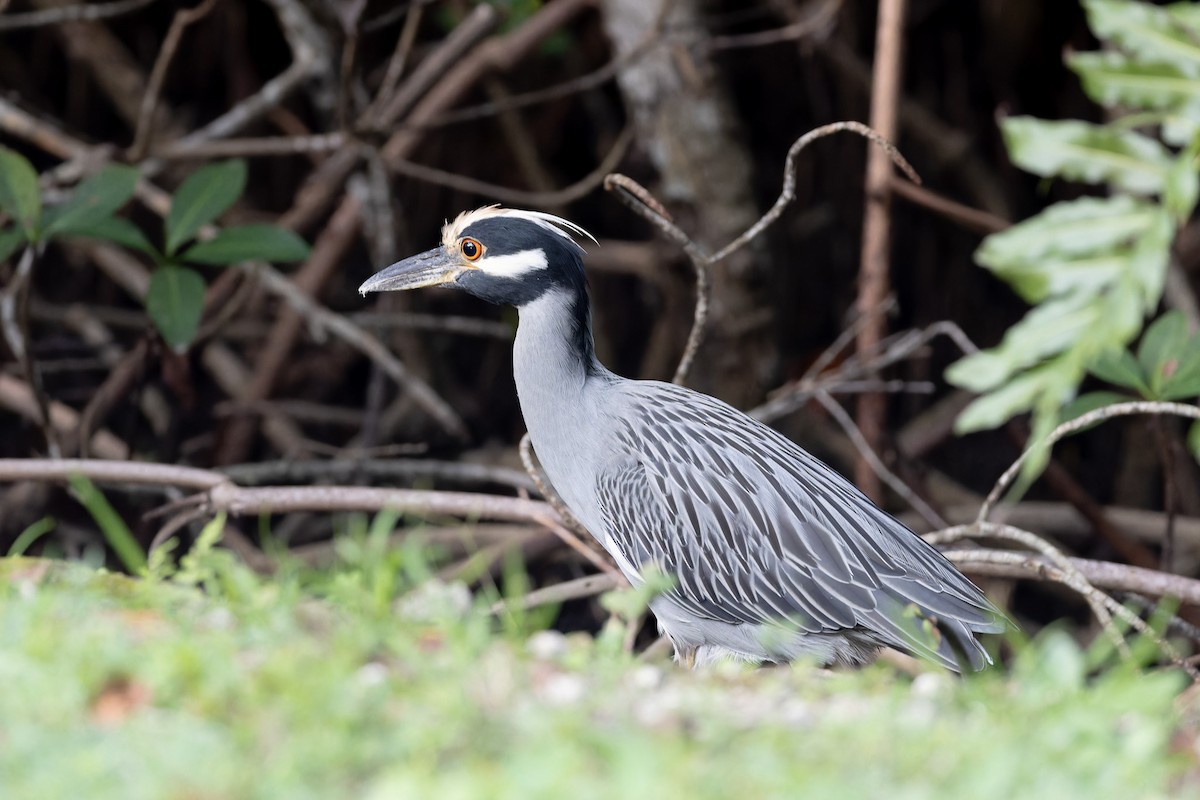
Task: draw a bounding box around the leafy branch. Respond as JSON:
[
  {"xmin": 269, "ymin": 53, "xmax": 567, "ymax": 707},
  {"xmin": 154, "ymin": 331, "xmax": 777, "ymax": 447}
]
[
  {"xmin": 946, "ymin": 0, "xmax": 1200, "ymax": 476},
  {"xmin": 0, "ymin": 152, "xmax": 311, "ymax": 349}
]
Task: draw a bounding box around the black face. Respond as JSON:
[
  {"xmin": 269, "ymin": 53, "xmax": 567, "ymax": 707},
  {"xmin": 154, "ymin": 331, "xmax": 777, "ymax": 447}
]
[
  {"xmin": 452, "ymin": 217, "xmax": 588, "ymax": 307},
  {"xmin": 358, "ymin": 214, "xmax": 589, "ymax": 309},
  {"xmin": 357, "ymin": 209, "xmax": 600, "ymax": 369}
]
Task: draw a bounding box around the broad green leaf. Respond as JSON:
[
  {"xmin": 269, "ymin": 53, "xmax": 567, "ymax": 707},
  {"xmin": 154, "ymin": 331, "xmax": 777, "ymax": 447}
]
[
  {"xmin": 0, "ymin": 226, "xmax": 24, "ymax": 262},
  {"xmin": 1002, "ymin": 117, "xmax": 1172, "ymax": 195},
  {"xmin": 0, "ymin": 146, "xmax": 41, "ymax": 238},
  {"xmin": 1126, "ymin": 206, "xmax": 1174, "ymax": 310},
  {"xmin": 946, "ymin": 294, "xmax": 1101, "ymax": 393},
  {"xmin": 42, "ymin": 165, "xmax": 139, "ymax": 238},
  {"xmin": 976, "ymin": 197, "xmax": 1158, "ymax": 271},
  {"xmin": 1163, "ymin": 114, "xmax": 1200, "ymax": 148},
  {"xmin": 1098, "ymin": 266, "xmax": 1147, "ymax": 343},
  {"xmin": 954, "ymin": 363, "xmax": 1075, "ymax": 434},
  {"xmin": 70, "ymin": 216, "xmax": 158, "ymax": 256},
  {"xmin": 1161, "ymin": 341, "xmax": 1200, "ymax": 399},
  {"xmin": 1165, "ymin": 147, "xmax": 1200, "ymax": 221},
  {"xmin": 1082, "ymin": 65, "xmax": 1200, "ymax": 120},
  {"xmin": 1084, "ymin": 0, "xmax": 1200, "ymax": 77},
  {"xmin": 1058, "ymin": 390, "xmax": 1135, "ymax": 425},
  {"xmin": 1070, "ymin": 54, "xmax": 1200, "ymax": 119},
  {"xmin": 1172, "ymin": 2, "xmax": 1200, "ymax": 38},
  {"xmin": 165, "ymin": 160, "xmax": 246, "ymax": 255},
  {"xmin": 181, "ymin": 224, "xmax": 309, "ymax": 265},
  {"xmin": 1089, "ymin": 348, "xmax": 1148, "ymax": 393},
  {"xmin": 1189, "ymin": 418, "xmax": 1200, "ymax": 463},
  {"xmin": 1137, "ymin": 311, "xmax": 1189, "ymax": 393},
  {"xmin": 146, "ymin": 265, "xmax": 206, "ymax": 349},
  {"xmin": 983, "ymin": 254, "xmax": 1128, "ymax": 305}
]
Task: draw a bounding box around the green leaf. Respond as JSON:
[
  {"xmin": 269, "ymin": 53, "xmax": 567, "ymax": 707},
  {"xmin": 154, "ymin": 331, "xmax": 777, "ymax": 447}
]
[
  {"xmin": 42, "ymin": 165, "xmax": 139, "ymax": 238},
  {"xmin": 1016, "ymin": 395, "xmax": 1066, "ymax": 486},
  {"xmin": 1137, "ymin": 311, "xmax": 1190, "ymax": 393},
  {"xmin": 1084, "ymin": 0, "xmax": 1200, "ymax": 77},
  {"xmin": 146, "ymin": 265, "xmax": 206, "ymax": 349},
  {"xmin": 1163, "ymin": 114, "xmax": 1200, "ymax": 148},
  {"xmin": 1172, "ymin": 2, "xmax": 1200, "ymax": 40},
  {"xmin": 69, "ymin": 216, "xmax": 158, "ymax": 256},
  {"xmin": 976, "ymin": 197, "xmax": 1158, "ymax": 273},
  {"xmin": 946, "ymin": 293, "xmax": 1102, "ymax": 393},
  {"xmin": 68, "ymin": 473, "xmax": 147, "ymax": 574},
  {"xmin": 0, "ymin": 226, "xmax": 24, "ymax": 262},
  {"xmin": 0, "ymin": 146, "xmax": 41, "ymax": 238},
  {"xmin": 181, "ymin": 224, "xmax": 309, "ymax": 265},
  {"xmin": 954, "ymin": 360, "xmax": 1081, "ymax": 434},
  {"xmin": 1089, "ymin": 348, "xmax": 1148, "ymax": 393},
  {"xmin": 1189, "ymin": 418, "xmax": 1200, "ymax": 463},
  {"xmin": 1126, "ymin": 206, "xmax": 1174, "ymax": 311},
  {"xmin": 165, "ymin": 160, "xmax": 246, "ymax": 255},
  {"xmin": 1165, "ymin": 148, "xmax": 1200, "ymax": 220},
  {"xmin": 1160, "ymin": 341, "xmax": 1200, "ymax": 400},
  {"xmin": 1002, "ymin": 117, "xmax": 1172, "ymax": 195},
  {"xmin": 1070, "ymin": 53, "xmax": 1200, "ymax": 120},
  {"xmin": 954, "ymin": 370, "xmax": 1047, "ymax": 434}
]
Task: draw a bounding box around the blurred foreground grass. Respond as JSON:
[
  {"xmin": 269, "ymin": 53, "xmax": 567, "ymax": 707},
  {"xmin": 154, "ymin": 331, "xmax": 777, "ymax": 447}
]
[{"xmin": 0, "ymin": 524, "xmax": 1194, "ymax": 800}]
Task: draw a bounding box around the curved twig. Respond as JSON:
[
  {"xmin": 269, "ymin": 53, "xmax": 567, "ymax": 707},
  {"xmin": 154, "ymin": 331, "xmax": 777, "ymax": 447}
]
[
  {"xmin": 931, "ymin": 520, "xmax": 1200, "ymax": 677},
  {"xmin": 814, "ymin": 390, "xmax": 946, "ymax": 529},
  {"xmin": 979, "ymin": 401, "xmax": 1200, "ymax": 524},
  {"xmin": 605, "ymin": 121, "xmax": 921, "ymax": 386},
  {"xmin": 711, "ymin": 121, "xmax": 920, "ymax": 265}
]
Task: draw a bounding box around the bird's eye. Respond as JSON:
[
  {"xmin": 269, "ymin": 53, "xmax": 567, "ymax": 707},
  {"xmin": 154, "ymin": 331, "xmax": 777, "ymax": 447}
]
[{"xmin": 461, "ymin": 238, "xmax": 483, "ymax": 262}]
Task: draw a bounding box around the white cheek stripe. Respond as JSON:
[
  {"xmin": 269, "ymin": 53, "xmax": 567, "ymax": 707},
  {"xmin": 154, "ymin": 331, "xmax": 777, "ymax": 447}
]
[{"xmin": 479, "ymin": 248, "xmax": 547, "ymax": 278}]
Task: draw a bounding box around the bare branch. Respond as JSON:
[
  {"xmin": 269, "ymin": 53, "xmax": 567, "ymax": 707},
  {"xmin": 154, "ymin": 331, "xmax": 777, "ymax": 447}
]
[
  {"xmin": 170, "ymin": 0, "xmax": 330, "ymax": 149},
  {"xmin": 491, "ymin": 573, "xmax": 621, "ymax": 614},
  {"xmin": 604, "ymin": 121, "xmax": 920, "ymax": 386},
  {"xmin": 814, "ymin": 390, "xmax": 946, "ymax": 529},
  {"xmin": 931, "ymin": 520, "xmax": 1200, "ymax": 676},
  {"xmin": 219, "ymin": 458, "xmax": 536, "ymax": 493},
  {"xmin": 128, "ymin": 0, "xmax": 220, "ymax": 160},
  {"xmin": 0, "ymin": 0, "xmax": 156, "ymax": 31},
  {"xmin": 943, "ymin": 549, "xmax": 1200, "ymax": 607},
  {"xmin": 2, "ymin": 246, "xmax": 59, "ymax": 456},
  {"xmin": 0, "ymin": 458, "xmax": 223, "ymax": 490},
  {"xmin": 156, "ymin": 133, "xmax": 349, "ymax": 161},
  {"xmin": 710, "ymin": 121, "xmax": 920, "ymax": 265},
  {"xmin": 389, "ymin": 126, "xmax": 633, "ymax": 208},
  {"xmin": 251, "ymin": 260, "xmax": 469, "ymax": 440},
  {"xmin": 979, "ymin": 401, "xmax": 1200, "ymax": 524},
  {"xmin": 368, "ymin": 3, "xmax": 500, "ymax": 128}
]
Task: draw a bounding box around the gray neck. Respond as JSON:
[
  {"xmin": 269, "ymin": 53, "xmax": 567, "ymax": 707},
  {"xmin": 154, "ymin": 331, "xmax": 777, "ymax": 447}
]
[
  {"xmin": 512, "ymin": 288, "xmax": 608, "ymax": 482},
  {"xmin": 513, "ymin": 287, "xmax": 602, "ymax": 402}
]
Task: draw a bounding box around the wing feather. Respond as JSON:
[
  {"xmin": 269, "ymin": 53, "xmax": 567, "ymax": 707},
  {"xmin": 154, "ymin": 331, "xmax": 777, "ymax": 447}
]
[{"xmin": 593, "ymin": 382, "xmax": 1004, "ymax": 669}]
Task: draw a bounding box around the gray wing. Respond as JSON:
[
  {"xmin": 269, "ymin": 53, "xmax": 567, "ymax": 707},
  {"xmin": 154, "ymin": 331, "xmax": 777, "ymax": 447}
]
[{"xmin": 594, "ymin": 382, "xmax": 1004, "ymax": 670}]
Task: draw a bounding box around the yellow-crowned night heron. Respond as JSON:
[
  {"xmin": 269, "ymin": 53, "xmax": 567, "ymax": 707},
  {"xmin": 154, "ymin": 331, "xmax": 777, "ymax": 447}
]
[{"xmin": 360, "ymin": 207, "xmax": 1005, "ymax": 670}]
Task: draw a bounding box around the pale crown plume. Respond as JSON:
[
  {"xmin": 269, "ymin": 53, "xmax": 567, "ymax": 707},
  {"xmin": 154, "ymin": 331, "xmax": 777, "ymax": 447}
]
[{"xmin": 441, "ymin": 206, "xmax": 597, "ymax": 250}]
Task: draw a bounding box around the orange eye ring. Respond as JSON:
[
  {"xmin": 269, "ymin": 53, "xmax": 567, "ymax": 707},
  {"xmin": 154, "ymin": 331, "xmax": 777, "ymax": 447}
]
[{"xmin": 460, "ymin": 237, "xmax": 484, "ymax": 262}]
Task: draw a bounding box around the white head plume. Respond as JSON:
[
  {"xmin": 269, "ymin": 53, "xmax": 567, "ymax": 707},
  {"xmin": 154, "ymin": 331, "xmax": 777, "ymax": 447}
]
[{"xmin": 441, "ymin": 206, "xmax": 597, "ymax": 250}]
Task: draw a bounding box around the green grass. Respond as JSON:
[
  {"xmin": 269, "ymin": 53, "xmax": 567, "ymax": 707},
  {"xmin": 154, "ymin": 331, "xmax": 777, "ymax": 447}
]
[{"xmin": 0, "ymin": 539, "xmax": 1192, "ymax": 800}]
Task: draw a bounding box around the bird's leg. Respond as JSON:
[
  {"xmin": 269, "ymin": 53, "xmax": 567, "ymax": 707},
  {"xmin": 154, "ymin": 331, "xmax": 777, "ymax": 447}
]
[{"xmin": 678, "ymin": 646, "xmax": 698, "ymax": 670}]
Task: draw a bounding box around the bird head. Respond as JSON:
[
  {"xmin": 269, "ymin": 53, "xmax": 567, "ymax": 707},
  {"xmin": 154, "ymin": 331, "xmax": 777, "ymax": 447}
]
[{"xmin": 359, "ymin": 206, "xmax": 596, "ymax": 307}]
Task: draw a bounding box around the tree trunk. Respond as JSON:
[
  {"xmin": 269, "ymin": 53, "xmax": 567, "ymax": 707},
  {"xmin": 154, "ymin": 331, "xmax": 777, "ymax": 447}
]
[{"xmin": 601, "ymin": 0, "xmax": 776, "ymax": 407}]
